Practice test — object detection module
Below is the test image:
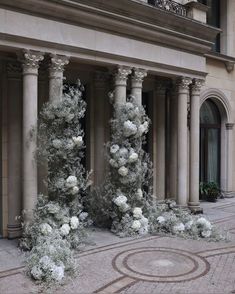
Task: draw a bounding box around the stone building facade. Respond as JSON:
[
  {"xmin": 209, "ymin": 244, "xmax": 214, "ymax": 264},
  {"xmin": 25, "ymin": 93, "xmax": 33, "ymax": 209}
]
[{"xmin": 0, "ymin": 0, "xmax": 235, "ymax": 238}]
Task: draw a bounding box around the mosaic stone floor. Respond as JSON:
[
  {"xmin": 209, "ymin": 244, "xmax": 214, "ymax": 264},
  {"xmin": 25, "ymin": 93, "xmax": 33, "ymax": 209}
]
[{"xmin": 0, "ymin": 198, "xmax": 235, "ymax": 293}]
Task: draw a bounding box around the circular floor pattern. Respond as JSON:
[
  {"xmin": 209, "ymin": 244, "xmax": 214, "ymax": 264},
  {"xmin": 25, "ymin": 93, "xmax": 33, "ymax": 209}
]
[{"xmin": 113, "ymin": 247, "xmax": 210, "ymax": 283}]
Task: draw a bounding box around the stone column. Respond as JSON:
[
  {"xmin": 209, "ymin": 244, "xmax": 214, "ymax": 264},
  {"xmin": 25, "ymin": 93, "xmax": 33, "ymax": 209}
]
[
  {"xmin": 113, "ymin": 66, "xmax": 131, "ymax": 106},
  {"xmin": 176, "ymin": 77, "xmax": 192, "ymax": 206},
  {"xmin": 7, "ymin": 62, "xmax": 22, "ymax": 238},
  {"xmin": 21, "ymin": 50, "xmax": 44, "ymax": 221},
  {"xmin": 154, "ymin": 81, "xmax": 169, "ymax": 200},
  {"xmin": 131, "ymin": 68, "xmax": 147, "ymax": 106},
  {"xmin": 188, "ymin": 79, "xmax": 204, "ymax": 212},
  {"xmin": 225, "ymin": 123, "xmax": 234, "ymax": 196},
  {"xmin": 49, "ymin": 54, "xmax": 69, "ymax": 102},
  {"xmin": 94, "ymin": 72, "xmax": 108, "ymax": 185}
]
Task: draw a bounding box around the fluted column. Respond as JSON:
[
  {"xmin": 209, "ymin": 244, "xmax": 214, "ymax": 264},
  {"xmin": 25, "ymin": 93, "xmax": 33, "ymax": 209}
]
[
  {"xmin": 7, "ymin": 62, "xmax": 22, "ymax": 238},
  {"xmin": 131, "ymin": 68, "xmax": 147, "ymax": 106},
  {"xmin": 189, "ymin": 79, "xmax": 204, "ymax": 212},
  {"xmin": 177, "ymin": 77, "xmax": 192, "ymax": 206},
  {"xmin": 21, "ymin": 50, "xmax": 44, "ymax": 221},
  {"xmin": 113, "ymin": 66, "xmax": 131, "ymax": 106},
  {"xmin": 49, "ymin": 54, "xmax": 69, "ymax": 102}
]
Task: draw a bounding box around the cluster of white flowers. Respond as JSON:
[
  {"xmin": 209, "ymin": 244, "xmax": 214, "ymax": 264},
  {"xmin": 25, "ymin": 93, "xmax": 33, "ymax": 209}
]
[
  {"xmin": 50, "ymin": 265, "xmax": 64, "ymax": 281},
  {"xmin": 79, "ymin": 212, "xmax": 88, "ymax": 221},
  {"xmin": 118, "ymin": 166, "xmax": 129, "ymax": 177},
  {"xmin": 133, "ymin": 207, "xmax": 143, "ymax": 219},
  {"xmin": 196, "ymin": 217, "xmax": 212, "ymax": 238},
  {"xmin": 40, "ymin": 223, "xmax": 53, "ymax": 236},
  {"xmin": 70, "ymin": 216, "xmax": 79, "ymax": 230},
  {"xmin": 157, "ymin": 216, "xmax": 166, "ymax": 224},
  {"xmin": 131, "ymin": 215, "xmax": 149, "ymax": 235},
  {"xmin": 138, "ymin": 121, "xmax": 149, "ymax": 136},
  {"xmin": 135, "ymin": 188, "xmax": 143, "ymax": 200},
  {"xmin": 123, "ymin": 120, "xmax": 137, "ymax": 137},
  {"xmin": 52, "ymin": 139, "xmax": 63, "ymax": 149},
  {"xmin": 173, "ymin": 223, "xmax": 185, "ymax": 233},
  {"xmin": 72, "ymin": 136, "xmax": 83, "ymax": 147},
  {"xmin": 128, "ymin": 152, "xmax": 138, "ymax": 163},
  {"xmin": 110, "ymin": 144, "xmax": 120, "ymax": 154},
  {"xmin": 113, "ymin": 194, "xmax": 130, "ymax": 212},
  {"xmin": 60, "ymin": 224, "xmax": 71, "ymax": 236},
  {"xmin": 46, "ymin": 203, "xmax": 60, "ymax": 214},
  {"xmin": 66, "ymin": 176, "xmax": 78, "ymax": 188}
]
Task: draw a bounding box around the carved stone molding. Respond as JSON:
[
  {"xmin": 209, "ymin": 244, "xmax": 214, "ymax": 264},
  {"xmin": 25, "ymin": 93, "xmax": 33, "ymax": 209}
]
[
  {"xmin": 226, "ymin": 123, "xmax": 234, "ymax": 130},
  {"xmin": 131, "ymin": 68, "xmax": 147, "ymax": 84},
  {"xmin": 49, "ymin": 54, "xmax": 69, "ymax": 73},
  {"xmin": 113, "ymin": 65, "xmax": 132, "ymax": 83},
  {"xmin": 176, "ymin": 76, "xmax": 192, "ymax": 90},
  {"xmin": 7, "ymin": 61, "xmax": 22, "ymax": 78},
  {"xmin": 191, "ymin": 78, "xmax": 205, "ymax": 93},
  {"xmin": 20, "ymin": 50, "xmax": 44, "ymax": 71},
  {"xmin": 225, "ymin": 61, "xmax": 234, "ymax": 73}
]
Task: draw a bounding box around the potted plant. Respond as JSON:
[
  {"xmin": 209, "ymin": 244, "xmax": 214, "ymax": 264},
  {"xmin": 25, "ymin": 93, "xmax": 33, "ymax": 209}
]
[{"xmin": 199, "ymin": 182, "xmax": 220, "ymax": 202}]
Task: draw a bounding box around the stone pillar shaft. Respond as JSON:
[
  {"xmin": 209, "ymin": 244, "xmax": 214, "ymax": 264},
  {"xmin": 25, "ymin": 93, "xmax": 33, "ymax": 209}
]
[
  {"xmin": 114, "ymin": 66, "xmax": 131, "ymax": 105},
  {"xmin": 7, "ymin": 62, "xmax": 22, "ymax": 238},
  {"xmin": 177, "ymin": 77, "xmax": 192, "ymax": 206},
  {"xmin": 189, "ymin": 79, "xmax": 204, "ymax": 211},
  {"xmin": 226, "ymin": 123, "xmax": 234, "ymax": 194},
  {"xmin": 131, "ymin": 68, "xmax": 147, "ymax": 106},
  {"xmin": 21, "ymin": 50, "xmax": 44, "ymax": 220},
  {"xmin": 49, "ymin": 54, "xmax": 69, "ymax": 102}
]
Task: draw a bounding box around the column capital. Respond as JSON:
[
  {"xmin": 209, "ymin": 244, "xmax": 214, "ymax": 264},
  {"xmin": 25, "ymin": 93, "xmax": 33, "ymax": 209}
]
[
  {"xmin": 49, "ymin": 54, "xmax": 69, "ymax": 73},
  {"xmin": 131, "ymin": 68, "xmax": 147, "ymax": 84},
  {"xmin": 226, "ymin": 123, "xmax": 234, "ymax": 130},
  {"xmin": 191, "ymin": 78, "xmax": 205, "ymax": 93},
  {"xmin": 20, "ymin": 50, "xmax": 44, "ymax": 74},
  {"xmin": 176, "ymin": 76, "xmax": 192, "ymax": 92},
  {"xmin": 113, "ymin": 65, "xmax": 131, "ymax": 85}
]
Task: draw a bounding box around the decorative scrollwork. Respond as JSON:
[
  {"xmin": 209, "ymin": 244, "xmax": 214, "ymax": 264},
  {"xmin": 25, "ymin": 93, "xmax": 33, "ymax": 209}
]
[{"xmin": 148, "ymin": 0, "xmax": 187, "ymax": 17}]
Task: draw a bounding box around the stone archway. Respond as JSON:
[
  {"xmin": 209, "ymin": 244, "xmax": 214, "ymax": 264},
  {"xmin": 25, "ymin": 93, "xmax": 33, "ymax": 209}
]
[{"xmin": 200, "ymin": 89, "xmax": 234, "ymax": 195}]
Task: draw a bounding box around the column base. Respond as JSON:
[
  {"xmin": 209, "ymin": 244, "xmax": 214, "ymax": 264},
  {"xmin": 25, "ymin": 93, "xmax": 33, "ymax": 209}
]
[
  {"xmin": 7, "ymin": 224, "xmax": 22, "ymax": 239},
  {"xmin": 188, "ymin": 202, "xmax": 203, "ymax": 214}
]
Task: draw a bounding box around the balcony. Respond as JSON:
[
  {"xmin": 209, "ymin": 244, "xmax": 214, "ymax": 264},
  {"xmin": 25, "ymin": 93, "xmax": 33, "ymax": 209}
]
[{"xmin": 148, "ymin": 0, "xmax": 187, "ymax": 17}]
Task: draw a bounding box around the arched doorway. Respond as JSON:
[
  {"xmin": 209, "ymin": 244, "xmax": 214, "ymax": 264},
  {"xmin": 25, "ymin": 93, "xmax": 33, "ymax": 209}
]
[{"xmin": 200, "ymin": 99, "xmax": 221, "ymax": 188}]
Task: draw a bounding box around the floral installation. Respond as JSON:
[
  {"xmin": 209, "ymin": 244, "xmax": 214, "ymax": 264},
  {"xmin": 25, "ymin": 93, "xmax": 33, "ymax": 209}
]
[
  {"xmin": 20, "ymin": 81, "xmax": 92, "ymax": 283},
  {"xmin": 148, "ymin": 200, "xmax": 227, "ymax": 241},
  {"xmin": 87, "ymin": 95, "xmax": 153, "ymax": 237}
]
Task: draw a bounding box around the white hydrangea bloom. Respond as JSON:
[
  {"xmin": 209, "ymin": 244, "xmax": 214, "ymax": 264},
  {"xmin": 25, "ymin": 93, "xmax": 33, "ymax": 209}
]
[
  {"xmin": 136, "ymin": 188, "xmax": 143, "ymax": 200},
  {"xmin": 60, "ymin": 224, "xmax": 71, "ymax": 236},
  {"xmin": 140, "ymin": 216, "xmax": 149, "ymax": 227},
  {"xmin": 79, "ymin": 212, "xmax": 88, "ymax": 221},
  {"xmin": 119, "ymin": 202, "xmax": 130, "ymax": 213},
  {"xmin": 118, "ymin": 166, "xmax": 129, "ymax": 176},
  {"xmin": 109, "ymin": 159, "xmax": 119, "ymax": 168},
  {"xmin": 55, "ymin": 178, "xmax": 65, "ymax": 189},
  {"xmin": 39, "ymin": 256, "xmax": 53, "ymax": 271},
  {"xmin": 70, "ymin": 216, "xmax": 79, "ymax": 229},
  {"xmin": 72, "ymin": 136, "xmax": 83, "ymax": 147},
  {"xmin": 118, "ymin": 147, "xmax": 129, "ymax": 157},
  {"xmin": 66, "ymin": 139, "xmax": 75, "ymax": 150},
  {"xmin": 133, "ymin": 207, "xmax": 143, "ymax": 219},
  {"xmin": 118, "ymin": 157, "xmax": 127, "ymax": 166},
  {"xmin": 128, "ymin": 152, "xmax": 138, "ymax": 163},
  {"xmin": 131, "ymin": 220, "xmax": 141, "ymax": 231},
  {"xmin": 52, "ymin": 139, "xmax": 62, "ymax": 149},
  {"xmin": 110, "ymin": 144, "xmax": 119, "ymax": 154},
  {"xmin": 196, "ymin": 217, "xmax": 212, "ymax": 230},
  {"xmin": 40, "ymin": 223, "xmax": 52, "ymax": 235},
  {"xmin": 157, "ymin": 216, "xmax": 166, "ymax": 224},
  {"xmin": 123, "ymin": 120, "xmax": 137, "ymax": 137},
  {"xmin": 113, "ymin": 194, "xmax": 127, "ymax": 207},
  {"xmin": 185, "ymin": 220, "xmax": 194, "ymax": 230},
  {"xmin": 125, "ymin": 102, "xmax": 134, "ymax": 110},
  {"xmin": 31, "ymin": 266, "xmax": 43, "ymax": 280},
  {"xmin": 201, "ymin": 230, "xmax": 212, "ymax": 238},
  {"xmin": 51, "ymin": 265, "xmax": 64, "ymax": 281},
  {"xmin": 138, "ymin": 121, "xmax": 149, "ymax": 136},
  {"xmin": 173, "ymin": 223, "xmax": 185, "ymax": 233},
  {"xmin": 66, "ymin": 176, "xmax": 78, "ymax": 188},
  {"xmin": 71, "ymin": 186, "xmax": 79, "ymax": 195},
  {"xmin": 65, "ymin": 113, "xmax": 75, "ymax": 122}
]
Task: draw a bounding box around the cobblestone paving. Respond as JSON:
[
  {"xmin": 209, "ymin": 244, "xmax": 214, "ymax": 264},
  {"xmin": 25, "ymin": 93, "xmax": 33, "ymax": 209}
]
[{"xmin": 0, "ymin": 198, "xmax": 235, "ymax": 294}]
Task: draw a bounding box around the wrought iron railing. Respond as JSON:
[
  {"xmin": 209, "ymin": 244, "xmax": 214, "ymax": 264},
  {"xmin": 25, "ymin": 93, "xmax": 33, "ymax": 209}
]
[{"xmin": 148, "ymin": 0, "xmax": 187, "ymax": 17}]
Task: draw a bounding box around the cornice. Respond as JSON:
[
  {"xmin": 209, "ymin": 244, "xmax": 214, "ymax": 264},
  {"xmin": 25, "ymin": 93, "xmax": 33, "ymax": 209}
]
[{"xmin": 0, "ymin": 0, "xmax": 220, "ymax": 55}]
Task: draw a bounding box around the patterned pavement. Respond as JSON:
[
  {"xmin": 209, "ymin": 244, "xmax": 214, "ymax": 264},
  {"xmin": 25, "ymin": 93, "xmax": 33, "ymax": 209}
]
[{"xmin": 0, "ymin": 198, "xmax": 235, "ymax": 294}]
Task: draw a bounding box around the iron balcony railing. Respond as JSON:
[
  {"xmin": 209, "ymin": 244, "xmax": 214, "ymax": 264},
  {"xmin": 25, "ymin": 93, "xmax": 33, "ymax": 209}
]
[{"xmin": 148, "ymin": 0, "xmax": 187, "ymax": 17}]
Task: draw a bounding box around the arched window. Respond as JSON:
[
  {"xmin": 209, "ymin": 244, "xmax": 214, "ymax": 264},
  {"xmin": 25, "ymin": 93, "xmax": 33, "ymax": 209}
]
[{"xmin": 200, "ymin": 99, "xmax": 221, "ymax": 186}]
